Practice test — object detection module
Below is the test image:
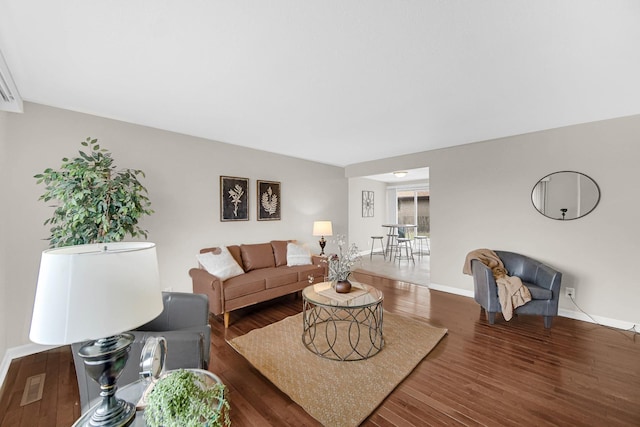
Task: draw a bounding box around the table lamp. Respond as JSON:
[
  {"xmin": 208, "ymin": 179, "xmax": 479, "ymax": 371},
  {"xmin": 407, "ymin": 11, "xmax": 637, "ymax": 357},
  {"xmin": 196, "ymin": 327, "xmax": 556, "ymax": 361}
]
[
  {"xmin": 30, "ymin": 242, "xmax": 163, "ymax": 427},
  {"xmin": 312, "ymin": 221, "xmax": 333, "ymax": 255}
]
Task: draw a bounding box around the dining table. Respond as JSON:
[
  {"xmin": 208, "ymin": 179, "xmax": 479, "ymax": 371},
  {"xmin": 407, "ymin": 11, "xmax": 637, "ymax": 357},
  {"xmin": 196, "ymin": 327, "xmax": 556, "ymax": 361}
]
[{"xmin": 381, "ymin": 224, "xmax": 417, "ymax": 258}]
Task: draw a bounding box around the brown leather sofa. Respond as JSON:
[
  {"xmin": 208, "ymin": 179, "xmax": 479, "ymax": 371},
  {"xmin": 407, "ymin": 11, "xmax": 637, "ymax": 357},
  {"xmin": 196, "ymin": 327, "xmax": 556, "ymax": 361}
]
[{"xmin": 190, "ymin": 240, "xmax": 326, "ymax": 327}]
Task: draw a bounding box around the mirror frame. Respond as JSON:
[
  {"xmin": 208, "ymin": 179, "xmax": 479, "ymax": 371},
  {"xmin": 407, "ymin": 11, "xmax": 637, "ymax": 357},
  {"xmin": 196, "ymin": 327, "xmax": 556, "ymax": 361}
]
[{"xmin": 531, "ymin": 171, "xmax": 601, "ymax": 221}]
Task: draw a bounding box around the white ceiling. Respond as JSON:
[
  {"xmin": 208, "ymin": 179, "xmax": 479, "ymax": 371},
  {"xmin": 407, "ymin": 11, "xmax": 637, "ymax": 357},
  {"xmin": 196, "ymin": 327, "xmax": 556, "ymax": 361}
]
[
  {"xmin": 366, "ymin": 167, "xmax": 429, "ymax": 184},
  {"xmin": 1, "ymin": 1, "xmax": 639, "ymax": 168}
]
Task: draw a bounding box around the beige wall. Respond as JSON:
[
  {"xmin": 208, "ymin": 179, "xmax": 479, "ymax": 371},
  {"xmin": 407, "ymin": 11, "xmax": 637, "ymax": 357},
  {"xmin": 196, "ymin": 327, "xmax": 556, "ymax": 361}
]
[
  {"xmin": 0, "ymin": 111, "xmax": 8, "ymax": 363},
  {"xmin": 1, "ymin": 102, "xmax": 347, "ymax": 360},
  {"xmin": 347, "ymin": 115, "xmax": 640, "ymax": 328},
  {"xmin": 348, "ymin": 177, "xmax": 388, "ymax": 253}
]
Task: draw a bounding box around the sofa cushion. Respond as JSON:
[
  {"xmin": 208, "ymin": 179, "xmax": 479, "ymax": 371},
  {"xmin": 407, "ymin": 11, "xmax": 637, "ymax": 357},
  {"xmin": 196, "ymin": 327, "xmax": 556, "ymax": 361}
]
[
  {"xmin": 223, "ymin": 271, "xmax": 267, "ymax": 300},
  {"xmin": 240, "ymin": 243, "xmax": 276, "ymax": 271},
  {"xmin": 196, "ymin": 247, "xmax": 244, "ymax": 281},
  {"xmin": 287, "ymin": 242, "xmax": 312, "ymax": 266},
  {"xmin": 226, "ymin": 245, "xmax": 244, "ymax": 271},
  {"xmin": 261, "ymin": 267, "xmax": 299, "ymax": 289},
  {"xmin": 287, "ymin": 264, "xmax": 326, "ymax": 283},
  {"xmin": 271, "ymin": 240, "xmax": 289, "ymax": 267}
]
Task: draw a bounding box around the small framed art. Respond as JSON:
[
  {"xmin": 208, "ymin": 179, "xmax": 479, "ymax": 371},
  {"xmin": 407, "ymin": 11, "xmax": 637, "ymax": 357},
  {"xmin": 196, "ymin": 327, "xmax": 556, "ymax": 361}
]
[
  {"xmin": 220, "ymin": 176, "xmax": 249, "ymax": 221},
  {"xmin": 362, "ymin": 190, "xmax": 374, "ymax": 217},
  {"xmin": 257, "ymin": 180, "xmax": 281, "ymax": 221}
]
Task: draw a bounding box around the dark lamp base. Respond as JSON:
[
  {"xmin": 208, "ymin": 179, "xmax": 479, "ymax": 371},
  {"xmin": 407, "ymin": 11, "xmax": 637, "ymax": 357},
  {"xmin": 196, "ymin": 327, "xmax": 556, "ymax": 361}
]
[
  {"xmin": 318, "ymin": 237, "xmax": 327, "ymax": 255},
  {"xmin": 76, "ymin": 333, "xmax": 136, "ymax": 427}
]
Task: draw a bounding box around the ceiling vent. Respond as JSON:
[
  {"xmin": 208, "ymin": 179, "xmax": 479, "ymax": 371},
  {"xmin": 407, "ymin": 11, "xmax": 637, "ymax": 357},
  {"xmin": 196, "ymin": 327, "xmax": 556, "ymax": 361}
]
[{"xmin": 0, "ymin": 49, "xmax": 23, "ymax": 113}]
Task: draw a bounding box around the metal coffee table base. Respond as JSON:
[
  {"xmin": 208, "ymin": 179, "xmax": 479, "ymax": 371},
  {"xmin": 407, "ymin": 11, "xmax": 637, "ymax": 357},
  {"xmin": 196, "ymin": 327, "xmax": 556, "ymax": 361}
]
[{"xmin": 302, "ymin": 299, "xmax": 384, "ymax": 361}]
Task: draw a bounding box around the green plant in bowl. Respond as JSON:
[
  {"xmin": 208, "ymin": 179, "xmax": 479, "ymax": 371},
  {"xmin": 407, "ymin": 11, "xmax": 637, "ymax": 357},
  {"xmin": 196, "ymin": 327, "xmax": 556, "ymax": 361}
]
[{"xmin": 144, "ymin": 369, "xmax": 230, "ymax": 427}]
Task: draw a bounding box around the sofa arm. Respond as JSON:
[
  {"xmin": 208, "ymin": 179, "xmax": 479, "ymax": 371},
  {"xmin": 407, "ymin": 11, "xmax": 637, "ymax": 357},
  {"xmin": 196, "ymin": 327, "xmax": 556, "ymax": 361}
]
[
  {"xmin": 471, "ymin": 260, "xmax": 500, "ymax": 313},
  {"xmin": 189, "ymin": 268, "xmax": 224, "ymax": 316},
  {"xmin": 535, "ymin": 263, "xmax": 563, "ymax": 296},
  {"xmin": 311, "ymin": 255, "xmax": 328, "ymax": 277}
]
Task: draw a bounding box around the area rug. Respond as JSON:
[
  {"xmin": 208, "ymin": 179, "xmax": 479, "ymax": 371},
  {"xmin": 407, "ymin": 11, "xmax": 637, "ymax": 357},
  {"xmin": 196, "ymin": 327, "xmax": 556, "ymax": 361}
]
[{"xmin": 228, "ymin": 311, "xmax": 447, "ymax": 427}]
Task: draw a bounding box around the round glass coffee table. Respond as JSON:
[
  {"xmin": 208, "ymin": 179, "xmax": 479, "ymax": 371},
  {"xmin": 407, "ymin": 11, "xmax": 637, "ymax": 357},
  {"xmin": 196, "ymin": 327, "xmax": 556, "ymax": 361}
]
[{"xmin": 302, "ymin": 281, "xmax": 384, "ymax": 361}]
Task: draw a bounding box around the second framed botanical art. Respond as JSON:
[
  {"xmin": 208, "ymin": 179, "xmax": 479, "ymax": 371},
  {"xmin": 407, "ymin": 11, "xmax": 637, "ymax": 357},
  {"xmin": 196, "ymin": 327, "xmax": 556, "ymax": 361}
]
[
  {"xmin": 220, "ymin": 176, "xmax": 249, "ymax": 221},
  {"xmin": 257, "ymin": 180, "xmax": 281, "ymax": 221}
]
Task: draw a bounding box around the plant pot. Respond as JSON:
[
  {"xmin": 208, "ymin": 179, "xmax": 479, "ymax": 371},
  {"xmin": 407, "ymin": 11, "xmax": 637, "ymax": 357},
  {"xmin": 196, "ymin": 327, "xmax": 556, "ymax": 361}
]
[
  {"xmin": 144, "ymin": 369, "xmax": 229, "ymax": 427},
  {"xmin": 335, "ymin": 280, "xmax": 352, "ymax": 293}
]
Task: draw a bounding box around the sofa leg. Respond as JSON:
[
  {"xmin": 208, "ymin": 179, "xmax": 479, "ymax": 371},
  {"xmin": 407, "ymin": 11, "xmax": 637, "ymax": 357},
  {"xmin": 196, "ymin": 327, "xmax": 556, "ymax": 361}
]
[
  {"xmin": 224, "ymin": 312, "xmax": 230, "ymax": 329},
  {"xmin": 543, "ymin": 316, "xmax": 553, "ymax": 329},
  {"xmin": 487, "ymin": 311, "xmax": 496, "ymax": 324}
]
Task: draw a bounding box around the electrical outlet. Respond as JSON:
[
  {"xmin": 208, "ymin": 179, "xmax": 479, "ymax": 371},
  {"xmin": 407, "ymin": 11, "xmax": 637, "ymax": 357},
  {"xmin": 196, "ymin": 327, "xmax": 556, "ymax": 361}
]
[{"xmin": 565, "ymin": 287, "xmax": 575, "ymax": 298}]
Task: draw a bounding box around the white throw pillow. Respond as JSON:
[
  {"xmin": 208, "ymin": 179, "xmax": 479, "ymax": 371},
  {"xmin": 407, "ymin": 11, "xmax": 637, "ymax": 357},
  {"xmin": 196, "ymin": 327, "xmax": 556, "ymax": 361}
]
[
  {"xmin": 287, "ymin": 242, "xmax": 312, "ymax": 266},
  {"xmin": 196, "ymin": 247, "xmax": 245, "ymax": 281}
]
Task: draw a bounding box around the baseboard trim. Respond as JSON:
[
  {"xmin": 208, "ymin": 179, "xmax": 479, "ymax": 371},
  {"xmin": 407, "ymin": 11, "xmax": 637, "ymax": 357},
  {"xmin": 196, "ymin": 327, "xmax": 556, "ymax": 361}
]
[
  {"xmin": 428, "ymin": 282, "xmax": 474, "ymax": 298},
  {"xmin": 0, "ymin": 343, "xmax": 60, "ymax": 397},
  {"xmin": 430, "ymin": 282, "xmax": 637, "ymax": 331},
  {"xmin": 558, "ymin": 308, "xmax": 638, "ymax": 331}
]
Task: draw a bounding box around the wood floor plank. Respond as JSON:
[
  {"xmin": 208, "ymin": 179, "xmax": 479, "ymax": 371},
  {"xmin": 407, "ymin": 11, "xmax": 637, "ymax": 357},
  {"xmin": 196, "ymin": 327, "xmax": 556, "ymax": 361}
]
[
  {"xmin": 0, "ymin": 347, "xmax": 80, "ymax": 427},
  {"xmin": 36, "ymin": 348, "xmax": 59, "ymax": 424},
  {"xmin": 1, "ymin": 269, "xmax": 639, "ymax": 426},
  {"xmin": 0, "ymin": 358, "xmax": 20, "ymax": 419}
]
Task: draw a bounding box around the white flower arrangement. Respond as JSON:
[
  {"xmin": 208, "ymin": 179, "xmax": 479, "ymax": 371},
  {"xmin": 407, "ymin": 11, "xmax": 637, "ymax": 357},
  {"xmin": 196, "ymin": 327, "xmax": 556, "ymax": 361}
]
[{"xmin": 326, "ymin": 234, "xmax": 361, "ymax": 282}]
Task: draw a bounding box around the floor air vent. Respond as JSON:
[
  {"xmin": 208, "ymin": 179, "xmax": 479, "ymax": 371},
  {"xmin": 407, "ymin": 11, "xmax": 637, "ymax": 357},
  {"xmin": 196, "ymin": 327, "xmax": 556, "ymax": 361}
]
[{"xmin": 20, "ymin": 373, "xmax": 46, "ymax": 406}]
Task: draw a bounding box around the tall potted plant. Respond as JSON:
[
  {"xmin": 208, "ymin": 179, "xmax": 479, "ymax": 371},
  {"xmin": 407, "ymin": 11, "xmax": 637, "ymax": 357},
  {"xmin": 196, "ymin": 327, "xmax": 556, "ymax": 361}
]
[{"xmin": 34, "ymin": 137, "xmax": 153, "ymax": 247}]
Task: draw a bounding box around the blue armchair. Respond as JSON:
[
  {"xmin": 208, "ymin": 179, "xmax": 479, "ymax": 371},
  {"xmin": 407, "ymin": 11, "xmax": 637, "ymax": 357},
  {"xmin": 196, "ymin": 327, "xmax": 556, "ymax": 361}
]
[
  {"xmin": 72, "ymin": 291, "xmax": 211, "ymax": 412},
  {"xmin": 471, "ymin": 250, "xmax": 562, "ymax": 328}
]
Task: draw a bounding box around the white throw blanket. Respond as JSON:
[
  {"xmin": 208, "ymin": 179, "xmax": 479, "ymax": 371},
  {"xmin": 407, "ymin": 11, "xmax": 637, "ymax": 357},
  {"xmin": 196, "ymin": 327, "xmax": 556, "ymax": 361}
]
[{"xmin": 463, "ymin": 249, "xmax": 532, "ymax": 321}]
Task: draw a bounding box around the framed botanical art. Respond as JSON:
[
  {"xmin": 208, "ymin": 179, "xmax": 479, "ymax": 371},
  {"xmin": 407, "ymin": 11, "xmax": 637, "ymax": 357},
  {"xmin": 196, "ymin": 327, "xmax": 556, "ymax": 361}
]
[
  {"xmin": 257, "ymin": 180, "xmax": 281, "ymax": 221},
  {"xmin": 220, "ymin": 176, "xmax": 249, "ymax": 221},
  {"xmin": 362, "ymin": 190, "xmax": 374, "ymax": 217}
]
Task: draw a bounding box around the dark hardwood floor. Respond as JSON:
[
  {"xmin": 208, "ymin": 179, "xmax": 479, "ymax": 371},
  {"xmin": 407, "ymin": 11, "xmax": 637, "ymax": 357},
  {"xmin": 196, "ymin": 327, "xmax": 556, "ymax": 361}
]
[
  {"xmin": 0, "ymin": 346, "xmax": 80, "ymax": 426},
  {"xmin": 2, "ymin": 271, "xmax": 639, "ymax": 426}
]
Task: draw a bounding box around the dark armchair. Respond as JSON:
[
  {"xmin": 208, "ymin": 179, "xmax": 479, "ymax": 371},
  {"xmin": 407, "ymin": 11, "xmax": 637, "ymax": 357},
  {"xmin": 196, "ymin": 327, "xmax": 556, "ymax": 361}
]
[
  {"xmin": 471, "ymin": 250, "xmax": 562, "ymax": 328},
  {"xmin": 72, "ymin": 291, "xmax": 211, "ymax": 412}
]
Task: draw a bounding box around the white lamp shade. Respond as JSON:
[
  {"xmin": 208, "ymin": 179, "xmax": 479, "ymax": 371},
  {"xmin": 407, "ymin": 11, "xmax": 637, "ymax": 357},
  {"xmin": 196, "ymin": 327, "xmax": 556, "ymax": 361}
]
[
  {"xmin": 30, "ymin": 242, "xmax": 164, "ymax": 345},
  {"xmin": 312, "ymin": 221, "xmax": 333, "ymax": 236}
]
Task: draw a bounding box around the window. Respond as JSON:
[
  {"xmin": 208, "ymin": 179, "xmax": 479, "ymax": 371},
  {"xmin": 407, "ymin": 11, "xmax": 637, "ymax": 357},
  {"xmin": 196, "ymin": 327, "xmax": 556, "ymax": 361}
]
[{"xmin": 396, "ymin": 188, "xmax": 429, "ymax": 236}]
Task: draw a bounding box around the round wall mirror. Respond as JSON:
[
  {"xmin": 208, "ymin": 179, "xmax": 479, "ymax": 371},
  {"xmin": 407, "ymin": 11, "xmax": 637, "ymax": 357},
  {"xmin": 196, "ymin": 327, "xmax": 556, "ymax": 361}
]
[{"xmin": 531, "ymin": 171, "xmax": 600, "ymax": 220}]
